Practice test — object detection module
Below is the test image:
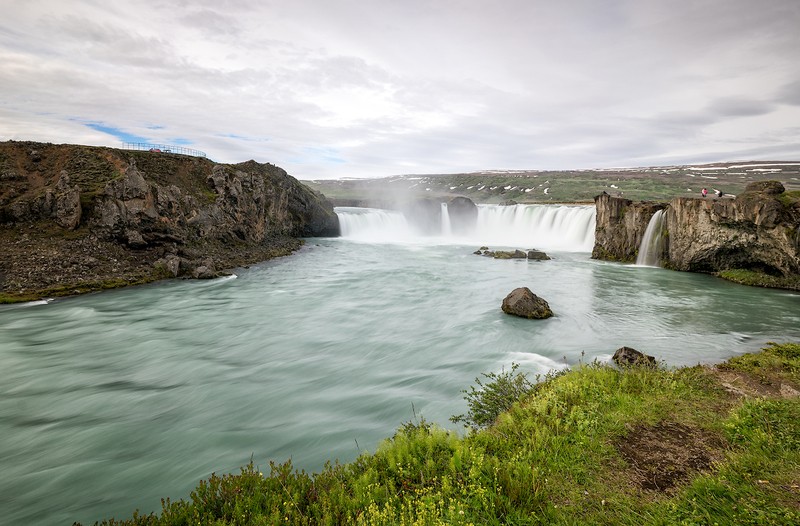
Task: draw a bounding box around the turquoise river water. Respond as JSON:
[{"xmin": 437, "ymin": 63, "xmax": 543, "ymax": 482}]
[{"xmin": 1, "ymin": 204, "xmax": 798, "ymax": 525}]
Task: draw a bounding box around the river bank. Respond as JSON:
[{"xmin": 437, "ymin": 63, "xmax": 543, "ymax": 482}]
[
  {"xmin": 84, "ymin": 341, "xmax": 800, "ymax": 525},
  {"xmin": 0, "ymin": 141, "xmax": 339, "ymax": 303}
]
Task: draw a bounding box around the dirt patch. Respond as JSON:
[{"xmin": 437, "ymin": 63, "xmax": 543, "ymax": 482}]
[
  {"xmin": 708, "ymin": 366, "xmax": 800, "ymax": 400},
  {"xmin": 615, "ymin": 421, "xmax": 726, "ymax": 492}
]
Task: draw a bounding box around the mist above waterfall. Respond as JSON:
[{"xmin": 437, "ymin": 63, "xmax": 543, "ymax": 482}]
[{"xmin": 336, "ymin": 203, "xmax": 596, "ymax": 252}]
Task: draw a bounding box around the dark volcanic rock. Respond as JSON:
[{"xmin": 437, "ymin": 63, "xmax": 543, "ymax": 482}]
[
  {"xmin": 527, "ymin": 249, "xmax": 550, "ymax": 261},
  {"xmin": 401, "ymin": 199, "xmax": 441, "ymax": 235},
  {"xmin": 45, "ymin": 171, "xmax": 82, "ymax": 230},
  {"xmin": 592, "ymin": 192, "xmax": 665, "ymax": 263},
  {"xmin": 612, "ymin": 346, "xmax": 656, "ymax": 367},
  {"xmin": 0, "ymin": 140, "xmax": 340, "ymax": 299},
  {"xmin": 448, "ymin": 196, "xmax": 478, "ymax": 235},
  {"xmin": 744, "ymin": 180, "xmax": 785, "ymax": 195},
  {"xmin": 493, "ymin": 249, "xmax": 528, "ymax": 259},
  {"xmin": 593, "ymin": 183, "xmax": 800, "ymax": 279},
  {"xmin": 501, "ymin": 287, "xmax": 553, "ymax": 319}
]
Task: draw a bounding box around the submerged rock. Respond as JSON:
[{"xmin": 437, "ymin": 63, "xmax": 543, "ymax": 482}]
[
  {"xmin": 494, "ymin": 249, "xmax": 527, "ymax": 259},
  {"xmin": 527, "ymin": 249, "xmax": 551, "ymax": 261},
  {"xmin": 501, "ymin": 287, "xmax": 553, "ymax": 319}
]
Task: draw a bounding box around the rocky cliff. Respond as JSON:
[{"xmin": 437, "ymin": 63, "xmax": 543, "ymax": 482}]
[
  {"xmin": 592, "ymin": 193, "xmax": 665, "ymax": 262},
  {"xmin": 593, "ymin": 181, "xmax": 800, "ymax": 284},
  {"xmin": 0, "ymin": 141, "xmax": 339, "ymax": 300}
]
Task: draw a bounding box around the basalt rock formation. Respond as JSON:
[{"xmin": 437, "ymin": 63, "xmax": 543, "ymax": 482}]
[
  {"xmin": 447, "ymin": 196, "xmax": 478, "ymax": 235},
  {"xmin": 400, "ymin": 196, "xmax": 478, "ymax": 236},
  {"xmin": 593, "ymin": 181, "xmax": 800, "ymax": 281},
  {"xmin": 0, "ymin": 141, "xmax": 339, "ymax": 300},
  {"xmin": 592, "ymin": 193, "xmax": 665, "ymax": 262},
  {"xmin": 501, "ymin": 287, "xmax": 553, "ymax": 319}
]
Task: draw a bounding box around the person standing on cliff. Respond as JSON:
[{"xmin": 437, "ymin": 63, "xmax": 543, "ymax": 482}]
[{"xmin": 701, "ymin": 188, "xmax": 708, "ymax": 198}]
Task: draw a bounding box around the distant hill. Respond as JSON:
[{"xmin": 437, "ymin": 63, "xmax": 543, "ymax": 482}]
[{"xmin": 302, "ymin": 161, "xmax": 800, "ymax": 206}]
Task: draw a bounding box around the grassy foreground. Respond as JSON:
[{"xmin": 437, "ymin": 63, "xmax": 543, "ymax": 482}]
[{"xmin": 91, "ymin": 343, "xmax": 800, "ymax": 525}]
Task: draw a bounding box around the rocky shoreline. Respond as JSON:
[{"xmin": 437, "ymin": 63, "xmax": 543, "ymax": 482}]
[
  {"xmin": 0, "ymin": 226, "xmax": 303, "ymax": 301},
  {"xmin": 0, "ymin": 141, "xmax": 339, "ymax": 302}
]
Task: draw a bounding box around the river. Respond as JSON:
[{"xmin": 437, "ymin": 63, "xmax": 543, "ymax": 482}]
[{"xmin": 1, "ymin": 204, "xmax": 798, "ymax": 524}]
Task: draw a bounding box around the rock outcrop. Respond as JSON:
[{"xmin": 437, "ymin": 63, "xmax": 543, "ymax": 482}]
[
  {"xmin": 666, "ymin": 182, "xmax": 799, "ymax": 276},
  {"xmin": 593, "ymin": 183, "xmax": 800, "ymax": 278},
  {"xmin": 401, "ymin": 198, "xmax": 441, "ymax": 235},
  {"xmin": 447, "ymin": 196, "xmax": 478, "ymax": 235},
  {"xmin": 91, "ymin": 159, "xmax": 339, "ymax": 249},
  {"xmin": 399, "ymin": 196, "xmax": 478, "ymax": 236},
  {"xmin": 501, "ymin": 287, "xmax": 553, "ymax": 319},
  {"xmin": 0, "ymin": 141, "xmax": 340, "ymax": 299},
  {"xmin": 612, "ymin": 346, "xmax": 656, "ymax": 367},
  {"xmin": 474, "ymin": 247, "xmax": 551, "ymax": 260},
  {"xmin": 592, "ymin": 192, "xmax": 665, "ymax": 262}
]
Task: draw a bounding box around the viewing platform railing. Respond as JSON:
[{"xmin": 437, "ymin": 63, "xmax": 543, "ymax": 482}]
[{"xmin": 122, "ymin": 142, "xmax": 207, "ymax": 158}]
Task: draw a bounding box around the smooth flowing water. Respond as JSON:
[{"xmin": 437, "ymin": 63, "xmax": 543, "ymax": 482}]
[
  {"xmin": 1, "ymin": 204, "xmax": 799, "ymax": 525},
  {"xmin": 636, "ymin": 209, "xmax": 666, "ymax": 267}
]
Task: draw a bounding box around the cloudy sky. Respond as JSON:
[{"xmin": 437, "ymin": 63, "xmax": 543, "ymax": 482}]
[{"xmin": 1, "ymin": 0, "xmax": 799, "ymax": 179}]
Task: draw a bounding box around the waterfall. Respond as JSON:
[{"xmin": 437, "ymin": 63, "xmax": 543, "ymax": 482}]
[
  {"xmin": 336, "ymin": 203, "xmax": 596, "ymax": 251},
  {"xmin": 475, "ymin": 204, "xmax": 596, "ymax": 252},
  {"xmin": 440, "ymin": 203, "xmax": 452, "ymax": 236},
  {"xmin": 635, "ymin": 209, "xmax": 666, "ymax": 267},
  {"xmin": 336, "ymin": 207, "xmax": 415, "ymax": 242}
]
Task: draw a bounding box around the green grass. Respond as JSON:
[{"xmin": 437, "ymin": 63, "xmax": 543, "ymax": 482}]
[
  {"xmin": 0, "ymin": 275, "xmax": 165, "ymax": 304},
  {"xmin": 304, "ymin": 169, "xmax": 800, "ymax": 205},
  {"xmin": 778, "ymin": 190, "xmax": 800, "ymax": 208},
  {"xmin": 85, "ymin": 342, "xmax": 800, "ymax": 525},
  {"xmin": 720, "ymin": 342, "xmax": 800, "ymax": 386}
]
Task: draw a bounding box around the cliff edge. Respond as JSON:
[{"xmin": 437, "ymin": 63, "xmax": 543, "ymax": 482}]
[
  {"xmin": 0, "ymin": 141, "xmax": 340, "ymax": 301},
  {"xmin": 593, "ymin": 181, "xmax": 800, "ymax": 287}
]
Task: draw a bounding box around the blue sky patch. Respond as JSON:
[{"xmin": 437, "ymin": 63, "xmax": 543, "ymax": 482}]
[{"xmin": 83, "ymin": 122, "xmax": 148, "ymax": 143}]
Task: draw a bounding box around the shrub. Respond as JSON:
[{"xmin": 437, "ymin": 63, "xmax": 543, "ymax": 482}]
[{"xmin": 450, "ymin": 363, "xmax": 534, "ymax": 430}]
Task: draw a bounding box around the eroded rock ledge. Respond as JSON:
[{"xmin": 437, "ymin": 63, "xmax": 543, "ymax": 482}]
[
  {"xmin": 592, "ymin": 181, "xmax": 800, "ymax": 281},
  {"xmin": 0, "ymin": 141, "xmax": 340, "ymax": 300}
]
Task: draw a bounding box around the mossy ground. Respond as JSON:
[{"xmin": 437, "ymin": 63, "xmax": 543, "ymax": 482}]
[
  {"xmin": 88, "ymin": 342, "xmax": 800, "ymax": 525},
  {"xmin": 718, "ymin": 269, "xmax": 800, "ymax": 291}
]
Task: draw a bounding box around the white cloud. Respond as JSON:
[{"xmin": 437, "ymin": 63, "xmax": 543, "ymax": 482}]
[{"xmin": 0, "ymin": 0, "xmax": 798, "ymax": 179}]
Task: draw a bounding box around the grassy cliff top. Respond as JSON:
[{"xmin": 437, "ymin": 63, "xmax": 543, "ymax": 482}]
[
  {"xmin": 90, "ymin": 342, "xmax": 800, "ymax": 525},
  {"xmin": 303, "ymin": 161, "xmax": 800, "ymax": 205}
]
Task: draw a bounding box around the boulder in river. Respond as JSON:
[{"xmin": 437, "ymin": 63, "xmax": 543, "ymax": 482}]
[
  {"xmin": 501, "ymin": 287, "xmax": 553, "ymax": 319},
  {"xmin": 527, "ymin": 249, "xmax": 551, "ymax": 261}
]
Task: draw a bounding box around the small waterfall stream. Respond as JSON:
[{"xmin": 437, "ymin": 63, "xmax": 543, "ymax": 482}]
[{"xmin": 636, "ymin": 209, "xmax": 666, "ymax": 267}]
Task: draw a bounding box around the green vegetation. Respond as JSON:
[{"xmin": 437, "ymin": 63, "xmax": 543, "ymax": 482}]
[
  {"xmin": 718, "ymin": 269, "xmax": 800, "ymax": 291},
  {"xmin": 304, "ymin": 166, "xmax": 800, "ymax": 205},
  {"xmin": 450, "ymin": 363, "xmax": 536, "ymax": 430},
  {"xmin": 778, "ymin": 190, "xmax": 800, "ymax": 208},
  {"xmin": 0, "ymin": 277, "xmax": 156, "ymax": 304},
  {"xmin": 89, "ymin": 343, "xmax": 800, "ymax": 525},
  {"xmin": 720, "ymin": 342, "xmax": 800, "ymax": 387}
]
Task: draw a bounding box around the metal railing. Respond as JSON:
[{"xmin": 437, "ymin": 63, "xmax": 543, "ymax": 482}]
[{"xmin": 122, "ymin": 142, "xmax": 207, "ymax": 158}]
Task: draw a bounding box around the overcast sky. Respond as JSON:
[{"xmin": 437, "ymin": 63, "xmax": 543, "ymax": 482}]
[{"xmin": 1, "ymin": 0, "xmax": 799, "ymax": 179}]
